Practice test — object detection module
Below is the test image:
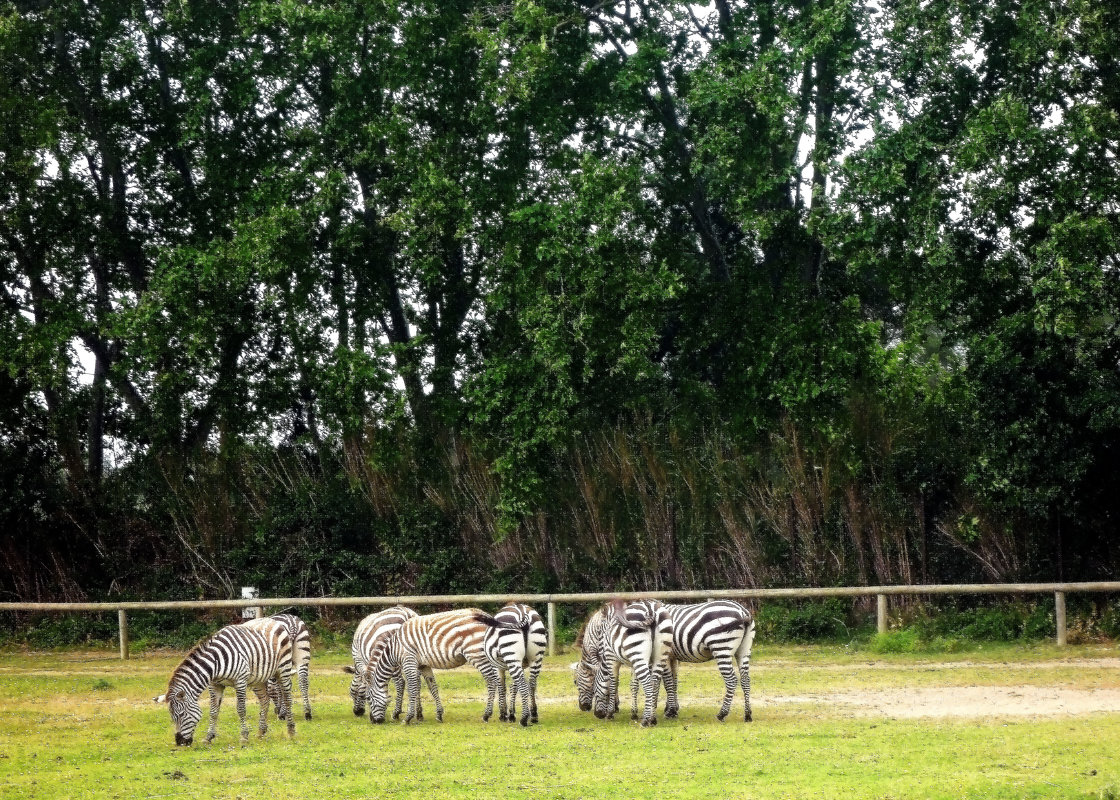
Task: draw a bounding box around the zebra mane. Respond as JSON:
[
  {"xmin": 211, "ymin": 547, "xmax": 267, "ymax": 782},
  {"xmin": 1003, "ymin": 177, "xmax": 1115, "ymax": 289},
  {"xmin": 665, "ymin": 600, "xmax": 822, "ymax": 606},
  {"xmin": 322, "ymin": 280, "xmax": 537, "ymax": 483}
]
[
  {"xmin": 574, "ymin": 609, "xmax": 602, "ymax": 649},
  {"xmin": 167, "ymin": 630, "xmax": 221, "ymax": 689}
]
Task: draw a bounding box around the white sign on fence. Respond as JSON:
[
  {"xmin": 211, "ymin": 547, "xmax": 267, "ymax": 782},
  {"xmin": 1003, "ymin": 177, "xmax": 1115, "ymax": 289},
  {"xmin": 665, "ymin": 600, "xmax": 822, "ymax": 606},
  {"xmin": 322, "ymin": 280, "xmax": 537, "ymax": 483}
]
[{"xmin": 241, "ymin": 587, "xmax": 262, "ymax": 620}]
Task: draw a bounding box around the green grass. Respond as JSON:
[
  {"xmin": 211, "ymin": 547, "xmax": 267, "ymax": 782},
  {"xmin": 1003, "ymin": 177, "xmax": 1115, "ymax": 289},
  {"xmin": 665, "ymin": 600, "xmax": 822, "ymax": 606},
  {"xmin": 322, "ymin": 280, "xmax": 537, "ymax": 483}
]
[{"xmin": 0, "ymin": 644, "xmax": 1118, "ymax": 799}]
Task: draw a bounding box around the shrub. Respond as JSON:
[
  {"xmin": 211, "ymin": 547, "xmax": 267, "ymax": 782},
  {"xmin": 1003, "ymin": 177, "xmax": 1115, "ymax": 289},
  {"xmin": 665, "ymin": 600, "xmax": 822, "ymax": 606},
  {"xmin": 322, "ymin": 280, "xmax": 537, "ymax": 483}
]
[{"xmin": 758, "ymin": 599, "xmax": 851, "ymax": 642}]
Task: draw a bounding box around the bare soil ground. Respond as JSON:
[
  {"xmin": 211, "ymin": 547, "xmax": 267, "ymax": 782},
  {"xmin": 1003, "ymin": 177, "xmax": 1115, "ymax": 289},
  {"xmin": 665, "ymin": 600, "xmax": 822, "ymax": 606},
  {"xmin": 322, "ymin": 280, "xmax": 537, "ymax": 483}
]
[{"xmin": 767, "ymin": 685, "xmax": 1120, "ymax": 718}]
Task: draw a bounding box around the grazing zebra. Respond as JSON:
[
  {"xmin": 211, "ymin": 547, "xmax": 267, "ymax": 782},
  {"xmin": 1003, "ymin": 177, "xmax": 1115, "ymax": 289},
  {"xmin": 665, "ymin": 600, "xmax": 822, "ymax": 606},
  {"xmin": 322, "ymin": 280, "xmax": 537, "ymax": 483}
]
[
  {"xmin": 660, "ymin": 600, "xmax": 757, "ymax": 722},
  {"xmin": 243, "ymin": 612, "xmax": 313, "ymax": 721},
  {"xmin": 342, "ymin": 606, "xmax": 436, "ymax": 721},
  {"xmin": 490, "ymin": 602, "xmax": 548, "ymax": 724},
  {"xmin": 571, "ymin": 607, "xmax": 608, "ymax": 713},
  {"xmin": 576, "ymin": 599, "xmax": 673, "ymax": 727},
  {"xmin": 153, "ymin": 619, "xmax": 295, "ymax": 746},
  {"xmin": 365, "ymin": 608, "xmax": 530, "ymax": 726}
]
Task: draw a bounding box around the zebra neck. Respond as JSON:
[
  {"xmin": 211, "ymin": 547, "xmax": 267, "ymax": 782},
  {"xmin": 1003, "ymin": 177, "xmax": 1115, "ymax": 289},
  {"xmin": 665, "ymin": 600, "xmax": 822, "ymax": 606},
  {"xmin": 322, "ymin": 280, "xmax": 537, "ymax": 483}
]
[{"xmin": 169, "ymin": 652, "xmax": 215, "ymax": 699}]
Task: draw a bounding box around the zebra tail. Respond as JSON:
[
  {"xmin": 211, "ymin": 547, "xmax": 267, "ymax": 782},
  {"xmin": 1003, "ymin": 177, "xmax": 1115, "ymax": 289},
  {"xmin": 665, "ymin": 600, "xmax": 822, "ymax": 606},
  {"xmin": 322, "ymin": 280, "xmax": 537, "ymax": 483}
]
[
  {"xmin": 736, "ymin": 617, "xmax": 758, "ymax": 661},
  {"xmin": 608, "ymin": 599, "xmax": 653, "ymax": 630},
  {"xmin": 472, "ymin": 612, "xmax": 525, "ymax": 631}
]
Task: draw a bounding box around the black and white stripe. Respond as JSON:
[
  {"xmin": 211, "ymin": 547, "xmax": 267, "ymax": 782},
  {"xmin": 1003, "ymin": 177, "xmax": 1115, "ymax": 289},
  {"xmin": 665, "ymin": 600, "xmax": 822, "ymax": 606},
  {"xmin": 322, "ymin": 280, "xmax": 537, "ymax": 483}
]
[
  {"xmin": 365, "ymin": 608, "xmax": 529, "ymax": 726},
  {"xmin": 244, "ymin": 612, "xmax": 313, "ymax": 721},
  {"xmin": 660, "ymin": 601, "xmax": 756, "ymax": 721},
  {"xmin": 342, "ymin": 606, "xmax": 430, "ymax": 721},
  {"xmin": 580, "ymin": 599, "xmax": 673, "ymax": 727},
  {"xmin": 489, "ymin": 603, "xmax": 548, "ymax": 724},
  {"xmin": 154, "ymin": 619, "xmax": 295, "ymax": 746}
]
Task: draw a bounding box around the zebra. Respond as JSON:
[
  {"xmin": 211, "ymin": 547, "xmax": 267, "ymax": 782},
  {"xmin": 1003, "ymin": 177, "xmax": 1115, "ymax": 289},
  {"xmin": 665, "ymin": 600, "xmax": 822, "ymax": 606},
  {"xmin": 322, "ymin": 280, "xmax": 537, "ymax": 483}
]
[
  {"xmin": 489, "ymin": 602, "xmax": 548, "ymax": 724},
  {"xmin": 243, "ymin": 612, "xmax": 313, "ymax": 721},
  {"xmin": 571, "ymin": 606, "xmax": 608, "ymax": 714},
  {"xmin": 365, "ymin": 608, "xmax": 530, "ymax": 726},
  {"xmin": 575, "ymin": 599, "xmax": 673, "ymax": 727},
  {"xmin": 153, "ymin": 618, "xmax": 295, "ymax": 746},
  {"xmin": 659, "ymin": 600, "xmax": 757, "ymax": 722},
  {"xmin": 342, "ymin": 606, "xmax": 436, "ymax": 722}
]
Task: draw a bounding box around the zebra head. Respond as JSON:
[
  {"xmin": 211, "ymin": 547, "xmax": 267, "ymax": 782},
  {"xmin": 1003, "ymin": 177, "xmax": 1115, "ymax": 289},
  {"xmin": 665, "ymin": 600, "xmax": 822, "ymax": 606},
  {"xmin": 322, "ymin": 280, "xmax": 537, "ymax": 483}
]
[
  {"xmin": 156, "ymin": 688, "xmax": 201, "ymax": 746},
  {"xmin": 570, "ymin": 661, "xmax": 595, "ymax": 712},
  {"xmin": 342, "ymin": 665, "xmax": 366, "ymax": 716},
  {"xmin": 364, "ymin": 639, "xmax": 397, "ymax": 724},
  {"xmin": 365, "ymin": 662, "xmax": 389, "ymax": 724},
  {"xmin": 591, "ymin": 660, "xmax": 617, "ymax": 719}
]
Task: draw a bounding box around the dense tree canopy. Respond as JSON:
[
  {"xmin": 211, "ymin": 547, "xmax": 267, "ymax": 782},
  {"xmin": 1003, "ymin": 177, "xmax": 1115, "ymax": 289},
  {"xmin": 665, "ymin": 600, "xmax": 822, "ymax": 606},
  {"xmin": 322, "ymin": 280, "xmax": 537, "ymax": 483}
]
[{"xmin": 1, "ymin": 0, "xmax": 1118, "ymax": 600}]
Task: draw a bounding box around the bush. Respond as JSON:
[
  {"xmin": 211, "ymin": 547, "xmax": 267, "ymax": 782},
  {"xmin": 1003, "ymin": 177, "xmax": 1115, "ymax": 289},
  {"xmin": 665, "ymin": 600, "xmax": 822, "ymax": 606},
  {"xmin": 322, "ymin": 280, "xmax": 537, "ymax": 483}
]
[{"xmin": 758, "ymin": 599, "xmax": 851, "ymax": 642}]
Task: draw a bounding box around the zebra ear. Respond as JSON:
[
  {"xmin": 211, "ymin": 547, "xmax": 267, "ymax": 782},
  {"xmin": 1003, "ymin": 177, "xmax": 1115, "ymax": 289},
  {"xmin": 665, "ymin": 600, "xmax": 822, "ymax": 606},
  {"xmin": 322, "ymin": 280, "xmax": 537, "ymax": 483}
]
[
  {"xmin": 154, "ymin": 694, "xmax": 167, "ymax": 703},
  {"xmin": 342, "ymin": 666, "xmax": 356, "ymax": 674},
  {"xmin": 569, "ymin": 662, "xmax": 579, "ymax": 671}
]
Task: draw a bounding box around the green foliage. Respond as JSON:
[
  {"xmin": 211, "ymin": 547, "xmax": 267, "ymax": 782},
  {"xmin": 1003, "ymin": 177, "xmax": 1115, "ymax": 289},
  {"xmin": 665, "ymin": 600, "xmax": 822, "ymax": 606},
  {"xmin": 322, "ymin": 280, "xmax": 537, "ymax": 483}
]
[
  {"xmin": 2, "ymin": 0, "xmax": 1119, "ymax": 601},
  {"xmin": 758, "ymin": 600, "xmax": 852, "ymax": 643}
]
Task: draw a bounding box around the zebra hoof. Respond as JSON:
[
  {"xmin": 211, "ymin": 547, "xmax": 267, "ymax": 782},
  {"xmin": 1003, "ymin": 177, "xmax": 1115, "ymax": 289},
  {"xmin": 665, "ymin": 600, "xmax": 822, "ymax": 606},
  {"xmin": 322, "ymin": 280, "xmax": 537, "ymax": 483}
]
[
  {"xmin": 305, "ymin": 711, "xmax": 312, "ymax": 721},
  {"xmin": 391, "ymin": 712, "xmax": 401, "ymax": 721},
  {"xmin": 482, "ymin": 713, "xmax": 491, "ymax": 722},
  {"xmin": 436, "ymin": 713, "xmax": 444, "ymax": 723},
  {"xmin": 665, "ymin": 709, "xmax": 679, "ymax": 719},
  {"xmin": 716, "ymin": 711, "xmax": 728, "ymax": 722},
  {"xmin": 520, "ymin": 715, "xmax": 529, "ymax": 727},
  {"xmin": 353, "ymin": 707, "xmax": 365, "ymax": 717},
  {"xmin": 745, "ymin": 710, "xmax": 753, "ymax": 722}
]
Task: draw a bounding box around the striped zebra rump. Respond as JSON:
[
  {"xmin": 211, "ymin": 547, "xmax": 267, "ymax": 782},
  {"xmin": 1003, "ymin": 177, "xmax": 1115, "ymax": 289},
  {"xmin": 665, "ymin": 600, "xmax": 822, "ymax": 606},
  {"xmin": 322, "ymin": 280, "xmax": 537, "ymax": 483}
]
[
  {"xmin": 660, "ymin": 600, "xmax": 756, "ymax": 722},
  {"xmin": 343, "ymin": 606, "xmax": 420, "ymax": 719},
  {"xmin": 154, "ymin": 620, "xmax": 295, "ymax": 746},
  {"xmin": 244, "ymin": 612, "xmax": 313, "ymax": 721},
  {"xmin": 489, "ymin": 603, "xmax": 547, "ymax": 725},
  {"xmin": 591, "ymin": 599, "xmax": 673, "ymax": 727}
]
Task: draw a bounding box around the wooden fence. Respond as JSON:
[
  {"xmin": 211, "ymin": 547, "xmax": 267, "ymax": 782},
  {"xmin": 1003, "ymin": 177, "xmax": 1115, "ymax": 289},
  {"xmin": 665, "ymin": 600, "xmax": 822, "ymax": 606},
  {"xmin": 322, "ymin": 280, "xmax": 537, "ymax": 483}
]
[{"xmin": 3, "ymin": 582, "xmax": 1119, "ymax": 659}]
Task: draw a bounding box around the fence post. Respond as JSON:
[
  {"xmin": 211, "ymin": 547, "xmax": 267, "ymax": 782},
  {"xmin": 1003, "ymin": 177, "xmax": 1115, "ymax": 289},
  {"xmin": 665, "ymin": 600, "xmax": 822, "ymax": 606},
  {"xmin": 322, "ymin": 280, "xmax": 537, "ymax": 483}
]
[
  {"xmin": 118, "ymin": 610, "xmax": 129, "ymax": 661},
  {"xmin": 1055, "ymin": 591, "xmax": 1067, "ymax": 647},
  {"xmin": 877, "ymin": 594, "xmax": 887, "ymax": 635},
  {"xmin": 547, "ymin": 602, "xmax": 556, "ymax": 657}
]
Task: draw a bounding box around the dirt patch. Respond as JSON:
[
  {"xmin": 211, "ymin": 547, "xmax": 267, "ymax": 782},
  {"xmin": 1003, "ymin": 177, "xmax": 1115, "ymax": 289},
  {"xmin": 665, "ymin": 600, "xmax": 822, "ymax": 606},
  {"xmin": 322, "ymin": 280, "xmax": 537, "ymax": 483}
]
[
  {"xmin": 763, "ymin": 657, "xmax": 1120, "ymax": 672},
  {"xmin": 767, "ymin": 686, "xmax": 1120, "ymax": 718}
]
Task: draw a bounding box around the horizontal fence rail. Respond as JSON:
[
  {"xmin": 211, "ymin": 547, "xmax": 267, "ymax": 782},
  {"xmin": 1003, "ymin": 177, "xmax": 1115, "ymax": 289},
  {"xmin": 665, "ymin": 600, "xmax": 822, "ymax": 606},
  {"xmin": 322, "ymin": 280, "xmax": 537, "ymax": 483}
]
[{"xmin": 3, "ymin": 582, "xmax": 1119, "ymax": 659}]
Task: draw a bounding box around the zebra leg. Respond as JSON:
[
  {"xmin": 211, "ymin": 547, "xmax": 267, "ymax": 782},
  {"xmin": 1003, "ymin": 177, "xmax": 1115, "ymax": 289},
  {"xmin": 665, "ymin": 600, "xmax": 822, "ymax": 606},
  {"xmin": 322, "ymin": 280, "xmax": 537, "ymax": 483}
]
[
  {"xmin": 634, "ymin": 663, "xmax": 658, "ymax": 727},
  {"xmin": 421, "ymin": 666, "xmax": 442, "ymax": 722},
  {"xmin": 266, "ymin": 679, "xmax": 284, "ymax": 720},
  {"xmin": 480, "ymin": 664, "xmax": 501, "ymax": 722},
  {"xmin": 277, "ymin": 670, "xmax": 296, "ymax": 738},
  {"xmin": 507, "ymin": 663, "xmax": 531, "ymax": 727},
  {"xmin": 740, "ymin": 655, "xmax": 753, "ymax": 722},
  {"xmin": 664, "ymin": 658, "xmax": 680, "ymax": 718},
  {"xmin": 392, "ymin": 675, "xmax": 405, "ymax": 721},
  {"xmin": 403, "ymin": 655, "xmax": 422, "ymax": 724},
  {"xmin": 497, "ymin": 670, "xmax": 509, "ymax": 722},
  {"xmin": 714, "ymin": 653, "xmax": 739, "ymax": 722},
  {"xmin": 205, "ymin": 685, "xmax": 224, "ymax": 744},
  {"xmin": 300, "ymin": 664, "xmax": 312, "ymax": 720},
  {"xmin": 252, "ymin": 685, "xmax": 271, "ymax": 738},
  {"xmin": 630, "ymin": 671, "xmax": 640, "ymax": 720},
  {"xmin": 235, "ymin": 680, "xmax": 251, "ymax": 744},
  {"xmin": 529, "ymin": 659, "xmax": 542, "ymax": 723}
]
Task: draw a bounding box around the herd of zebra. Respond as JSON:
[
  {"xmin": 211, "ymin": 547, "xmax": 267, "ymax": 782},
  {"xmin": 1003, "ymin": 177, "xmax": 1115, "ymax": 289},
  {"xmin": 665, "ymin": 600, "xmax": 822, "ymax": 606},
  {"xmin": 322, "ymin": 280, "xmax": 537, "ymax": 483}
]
[{"xmin": 154, "ymin": 598, "xmax": 756, "ymax": 745}]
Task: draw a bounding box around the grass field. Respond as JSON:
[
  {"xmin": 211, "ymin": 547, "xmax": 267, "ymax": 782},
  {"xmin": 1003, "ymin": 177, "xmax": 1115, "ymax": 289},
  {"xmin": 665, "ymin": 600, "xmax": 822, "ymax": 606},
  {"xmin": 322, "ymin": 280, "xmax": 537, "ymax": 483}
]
[{"xmin": 1, "ymin": 642, "xmax": 1118, "ymax": 799}]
